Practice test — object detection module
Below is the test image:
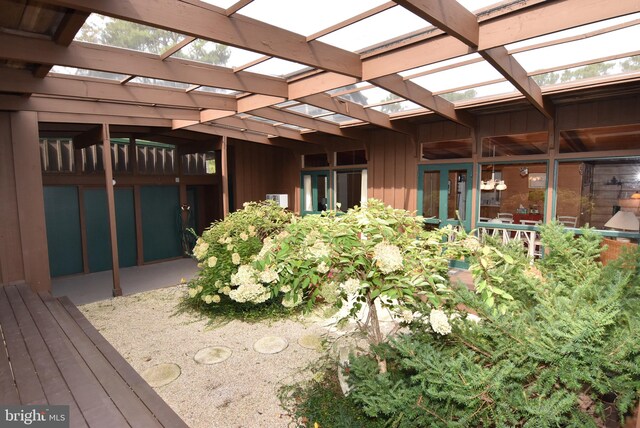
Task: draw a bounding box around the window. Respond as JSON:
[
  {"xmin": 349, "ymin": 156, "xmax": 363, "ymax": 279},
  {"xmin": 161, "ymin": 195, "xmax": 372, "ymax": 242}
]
[
  {"xmin": 336, "ymin": 150, "xmax": 367, "ymax": 166},
  {"xmin": 482, "ymin": 132, "xmax": 548, "ymax": 157},
  {"xmin": 335, "ymin": 170, "xmax": 367, "ymax": 211},
  {"xmin": 559, "ymin": 124, "xmax": 640, "ymax": 153},
  {"xmin": 422, "ymin": 139, "xmax": 472, "ymax": 160},
  {"xmin": 303, "ymin": 153, "xmax": 330, "ymax": 168}
]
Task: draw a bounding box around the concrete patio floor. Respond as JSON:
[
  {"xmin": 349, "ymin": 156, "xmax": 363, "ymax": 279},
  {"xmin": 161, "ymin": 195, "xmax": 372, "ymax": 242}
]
[{"xmin": 52, "ymin": 258, "xmax": 198, "ymax": 305}]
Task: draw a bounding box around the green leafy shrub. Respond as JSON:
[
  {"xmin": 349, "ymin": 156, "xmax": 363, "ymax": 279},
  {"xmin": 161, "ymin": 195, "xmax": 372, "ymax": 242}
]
[{"xmin": 345, "ymin": 224, "xmax": 640, "ymax": 427}]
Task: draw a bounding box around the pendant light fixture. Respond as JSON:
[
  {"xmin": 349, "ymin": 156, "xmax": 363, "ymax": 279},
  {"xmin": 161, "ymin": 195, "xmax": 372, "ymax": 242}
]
[{"xmin": 481, "ymin": 145, "xmax": 507, "ymax": 191}]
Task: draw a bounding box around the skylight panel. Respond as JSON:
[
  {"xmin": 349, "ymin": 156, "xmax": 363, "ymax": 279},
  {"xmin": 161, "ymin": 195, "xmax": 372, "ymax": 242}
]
[
  {"xmin": 338, "ymin": 86, "xmax": 401, "ymax": 107},
  {"xmin": 173, "ymin": 41, "xmax": 264, "ymax": 68},
  {"xmin": 244, "ymin": 115, "xmax": 280, "ymax": 125},
  {"xmin": 532, "ymin": 56, "xmax": 640, "ymax": 88},
  {"xmin": 319, "ymin": 114, "xmax": 359, "ymax": 124},
  {"xmin": 244, "ymin": 57, "xmax": 309, "ymax": 77},
  {"xmin": 49, "ymin": 66, "xmax": 128, "ymax": 81},
  {"xmin": 129, "ymin": 77, "xmax": 190, "ymax": 89},
  {"xmin": 507, "ymin": 13, "xmax": 640, "ymax": 51},
  {"xmin": 199, "ymin": 0, "xmax": 238, "ymax": 9},
  {"xmin": 286, "ymin": 104, "xmax": 334, "ymax": 117},
  {"xmin": 399, "ymin": 53, "xmax": 482, "ymax": 79},
  {"xmin": 74, "ymin": 15, "xmax": 188, "ymax": 55},
  {"xmin": 410, "ymin": 60, "xmax": 504, "ymax": 93},
  {"xmin": 238, "ymin": 0, "xmax": 389, "ymax": 37},
  {"xmin": 457, "ymin": 0, "xmax": 505, "ymax": 13},
  {"xmin": 194, "ymin": 86, "xmax": 240, "ymax": 95},
  {"xmin": 370, "ymin": 100, "xmax": 422, "ymax": 113},
  {"xmin": 318, "ymin": 6, "xmax": 431, "ymax": 52},
  {"xmin": 513, "ymin": 25, "xmax": 640, "ymax": 73},
  {"xmin": 440, "ymin": 81, "xmax": 517, "ymax": 103}
]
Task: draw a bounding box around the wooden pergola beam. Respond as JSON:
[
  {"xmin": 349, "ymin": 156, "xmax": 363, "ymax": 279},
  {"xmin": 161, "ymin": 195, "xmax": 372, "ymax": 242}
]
[
  {"xmin": 0, "ymin": 34, "xmax": 288, "ymax": 97},
  {"xmin": 39, "ymin": 0, "xmax": 362, "ymax": 78},
  {"xmin": 214, "ymin": 116, "xmax": 315, "ymax": 143},
  {"xmin": 72, "ymin": 124, "xmax": 103, "ymax": 149},
  {"xmin": 39, "ymin": 112, "xmax": 173, "ymax": 127},
  {"xmin": 480, "ymin": 47, "xmax": 554, "ymax": 119},
  {"xmin": 392, "ymin": 0, "xmax": 479, "ymax": 47},
  {"xmin": 250, "ymin": 107, "xmax": 356, "ymax": 139},
  {"xmin": 288, "ymin": 72, "xmax": 359, "ymax": 100},
  {"xmin": 371, "ymin": 74, "xmax": 474, "ymax": 128},
  {"xmin": 298, "ymin": 93, "xmax": 416, "ymax": 136},
  {"xmin": 0, "ymin": 68, "xmax": 237, "ymax": 111}
]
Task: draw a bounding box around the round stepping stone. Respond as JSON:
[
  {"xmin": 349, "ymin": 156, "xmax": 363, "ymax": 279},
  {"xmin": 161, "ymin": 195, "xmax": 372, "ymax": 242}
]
[
  {"xmin": 194, "ymin": 346, "xmax": 232, "ymax": 365},
  {"xmin": 297, "ymin": 334, "xmax": 323, "ymax": 351},
  {"xmin": 142, "ymin": 363, "xmax": 181, "ymax": 387},
  {"xmin": 253, "ymin": 336, "xmax": 288, "ymax": 354}
]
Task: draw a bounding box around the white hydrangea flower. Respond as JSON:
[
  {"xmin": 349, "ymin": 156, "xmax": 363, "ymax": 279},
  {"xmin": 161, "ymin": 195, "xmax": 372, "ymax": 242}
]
[
  {"xmin": 257, "ymin": 237, "xmax": 274, "ymax": 260},
  {"xmin": 202, "ymin": 294, "xmax": 213, "ymax": 304},
  {"xmin": 317, "ymin": 261, "xmax": 330, "ymax": 274},
  {"xmin": 240, "ymin": 232, "xmax": 249, "ymax": 241},
  {"xmin": 248, "ymin": 225, "xmax": 256, "ymax": 237},
  {"xmin": 211, "ymin": 295, "xmax": 221, "ymax": 303},
  {"xmin": 230, "ymin": 264, "xmax": 257, "ymax": 286},
  {"xmin": 220, "ymin": 286, "xmax": 231, "ymax": 295},
  {"xmin": 466, "ymin": 313, "xmax": 482, "ymax": 323},
  {"xmin": 229, "ymin": 282, "xmax": 270, "ymax": 303},
  {"xmin": 192, "ymin": 241, "xmax": 209, "ymax": 260},
  {"xmin": 282, "ymin": 293, "xmax": 303, "ymax": 308},
  {"xmin": 280, "ymin": 284, "xmax": 291, "ymax": 293},
  {"xmin": 207, "ymin": 255, "xmax": 218, "ymax": 268},
  {"xmin": 305, "ymin": 241, "xmax": 331, "ymax": 260},
  {"xmin": 224, "ymin": 237, "xmax": 233, "ymax": 244},
  {"xmin": 226, "ymin": 244, "xmax": 235, "ymax": 252},
  {"xmin": 259, "ymin": 268, "xmax": 279, "ymax": 284},
  {"xmin": 276, "ymin": 230, "xmax": 290, "ymax": 241},
  {"xmin": 218, "ymin": 237, "xmax": 226, "ymax": 244},
  {"xmin": 461, "ymin": 236, "xmax": 481, "ymax": 252},
  {"xmin": 373, "ymin": 242, "xmax": 403, "ymax": 274},
  {"xmin": 231, "ymin": 253, "xmax": 241, "ymax": 265},
  {"xmin": 430, "ymin": 309, "xmax": 452, "ymax": 335},
  {"xmin": 188, "ymin": 285, "xmax": 203, "ymax": 298},
  {"xmin": 340, "ymin": 278, "xmax": 362, "ymax": 295},
  {"xmin": 401, "ymin": 309, "xmax": 414, "ymax": 324}
]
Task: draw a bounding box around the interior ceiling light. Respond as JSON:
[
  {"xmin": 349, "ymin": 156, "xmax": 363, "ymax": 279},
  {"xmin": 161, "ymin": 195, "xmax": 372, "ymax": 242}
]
[{"xmin": 481, "ymin": 145, "xmax": 507, "ymax": 192}]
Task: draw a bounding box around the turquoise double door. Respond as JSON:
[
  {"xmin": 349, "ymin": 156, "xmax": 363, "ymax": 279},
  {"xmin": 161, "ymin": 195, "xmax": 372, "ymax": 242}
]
[{"xmin": 417, "ymin": 164, "xmax": 473, "ymax": 231}]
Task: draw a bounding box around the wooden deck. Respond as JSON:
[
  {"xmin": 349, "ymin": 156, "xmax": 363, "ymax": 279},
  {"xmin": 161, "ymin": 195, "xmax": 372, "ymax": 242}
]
[{"xmin": 0, "ymin": 284, "xmax": 188, "ymax": 428}]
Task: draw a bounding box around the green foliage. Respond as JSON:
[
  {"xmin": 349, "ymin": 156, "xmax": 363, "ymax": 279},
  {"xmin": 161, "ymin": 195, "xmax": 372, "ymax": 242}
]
[{"xmin": 344, "ymin": 223, "xmax": 640, "ymax": 427}]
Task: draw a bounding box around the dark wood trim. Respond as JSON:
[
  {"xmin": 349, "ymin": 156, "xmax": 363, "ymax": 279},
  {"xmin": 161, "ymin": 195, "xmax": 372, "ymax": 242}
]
[
  {"xmin": 77, "ymin": 185, "xmax": 90, "ymax": 274},
  {"xmin": 133, "ymin": 185, "xmax": 144, "ymax": 267},
  {"xmin": 102, "ymin": 125, "xmax": 121, "ymax": 296},
  {"xmin": 221, "ymin": 136, "xmax": 229, "ymax": 218}
]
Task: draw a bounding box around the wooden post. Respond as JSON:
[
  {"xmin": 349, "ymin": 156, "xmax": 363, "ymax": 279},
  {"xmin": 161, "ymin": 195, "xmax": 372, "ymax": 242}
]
[
  {"xmin": 545, "ymin": 118, "xmax": 556, "ymax": 223},
  {"xmin": 221, "ymin": 136, "xmax": 230, "ymax": 218},
  {"xmin": 102, "ymin": 124, "xmax": 122, "ymax": 296}
]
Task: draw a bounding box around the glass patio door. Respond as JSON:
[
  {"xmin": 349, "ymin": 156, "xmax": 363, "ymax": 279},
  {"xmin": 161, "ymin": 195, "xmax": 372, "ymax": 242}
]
[
  {"xmin": 417, "ymin": 164, "xmax": 473, "ymax": 230},
  {"xmin": 301, "ymin": 171, "xmax": 330, "ymax": 215}
]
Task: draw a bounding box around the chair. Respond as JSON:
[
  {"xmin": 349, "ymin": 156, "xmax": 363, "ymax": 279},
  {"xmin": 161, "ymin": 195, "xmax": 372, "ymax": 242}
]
[
  {"xmin": 557, "ymin": 215, "xmax": 578, "ymax": 228},
  {"xmin": 479, "ymin": 217, "xmax": 491, "ymax": 222},
  {"xmin": 497, "ymin": 212, "xmax": 513, "ymax": 221},
  {"xmin": 520, "ymin": 220, "xmax": 541, "ymax": 226}
]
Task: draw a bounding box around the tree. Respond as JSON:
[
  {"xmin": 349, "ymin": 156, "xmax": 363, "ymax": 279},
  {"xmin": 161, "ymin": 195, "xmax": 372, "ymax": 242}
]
[
  {"xmin": 533, "ymin": 72, "xmax": 560, "ymax": 86},
  {"xmin": 441, "ymin": 89, "xmax": 478, "ymax": 102},
  {"xmin": 560, "ymin": 62, "xmax": 614, "ymax": 82},
  {"xmin": 380, "ymin": 93, "xmax": 402, "ymax": 113},
  {"xmin": 621, "ymin": 55, "xmax": 640, "ymax": 73}
]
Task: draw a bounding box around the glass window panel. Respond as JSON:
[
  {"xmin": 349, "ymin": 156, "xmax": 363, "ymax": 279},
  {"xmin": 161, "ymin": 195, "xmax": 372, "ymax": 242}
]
[
  {"xmin": 533, "ymin": 56, "xmax": 640, "ymax": 88},
  {"xmin": 49, "ymin": 66, "xmax": 128, "ymax": 81},
  {"xmin": 75, "ymin": 15, "xmax": 187, "ymax": 54},
  {"xmin": 319, "ymin": 114, "xmax": 358, "ymax": 124},
  {"xmin": 304, "ymin": 154, "xmax": 330, "ymax": 168},
  {"xmin": 194, "ymin": 86, "xmax": 240, "ymax": 95},
  {"xmin": 556, "ymin": 158, "xmax": 640, "ymax": 230},
  {"xmin": 327, "ymin": 82, "xmax": 371, "ymax": 96},
  {"xmin": 318, "ymin": 6, "xmax": 430, "ymax": 52},
  {"xmin": 513, "ymin": 25, "xmax": 640, "ymax": 73},
  {"xmin": 173, "ymin": 41, "xmax": 263, "ymax": 68},
  {"xmin": 370, "ymin": 100, "xmax": 423, "ymax": 113},
  {"xmin": 479, "ymin": 163, "xmax": 547, "ymax": 223},
  {"xmin": 457, "ymin": 0, "xmax": 505, "ymax": 13},
  {"xmin": 317, "ymin": 175, "xmax": 328, "ymax": 211},
  {"xmin": 399, "ymin": 53, "xmax": 482, "ymax": 78},
  {"xmin": 129, "ymin": 77, "xmax": 190, "ymax": 89},
  {"xmin": 278, "ymin": 123, "xmax": 307, "ymax": 131},
  {"xmin": 286, "ymin": 104, "xmax": 333, "ymax": 117},
  {"xmin": 244, "ymin": 57, "xmax": 309, "ymax": 77},
  {"xmin": 336, "ymin": 170, "xmax": 363, "ymax": 212},
  {"xmin": 559, "ymin": 124, "xmax": 640, "ymax": 153},
  {"xmin": 483, "ymin": 132, "xmax": 549, "ymax": 157},
  {"xmin": 303, "ymin": 175, "xmax": 313, "ymax": 211},
  {"xmin": 410, "ymin": 60, "xmax": 504, "ymax": 93},
  {"xmin": 448, "ymin": 170, "xmax": 468, "ymax": 221},
  {"xmin": 200, "ymin": 0, "xmax": 238, "ymax": 9},
  {"xmin": 338, "ymin": 86, "xmax": 400, "ymax": 107},
  {"xmin": 243, "ymin": 115, "xmax": 280, "ymax": 125},
  {"xmin": 239, "ymin": 0, "xmax": 389, "ymax": 37},
  {"xmin": 507, "ymin": 13, "xmax": 640, "ymax": 51},
  {"xmin": 440, "ymin": 81, "xmax": 517, "ymax": 103},
  {"xmin": 422, "ymin": 171, "xmax": 440, "ymax": 218},
  {"xmin": 422, "ymin": 139, "xmax": 472, "ymax": 160},
  {"xmin": 336, "ymin": 150, "xmax": 367, "ymax": 166}
]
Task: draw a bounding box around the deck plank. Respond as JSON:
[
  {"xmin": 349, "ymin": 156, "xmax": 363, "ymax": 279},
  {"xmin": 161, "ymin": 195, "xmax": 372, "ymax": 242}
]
[
  {"xmin": 58, "ymin": 296, "xmax": 189, "ymax": 428},
  {"xmin": 6, "ymin": 286, "xmax": 87, "ymax": 428},
  {"xmin": 41, "ymin": 293, "xmax": 163, "ymax": 428},
  {"xmin": 0, "ymin": 292, "xmax": 20, "ymax": 404},
  {"xmin": 15, "ymin": 285, "xmax": 129, "ymax": 428},
  {"xmin": 0, "ymin": 286, "xmax": 47, "ymax": 405}
]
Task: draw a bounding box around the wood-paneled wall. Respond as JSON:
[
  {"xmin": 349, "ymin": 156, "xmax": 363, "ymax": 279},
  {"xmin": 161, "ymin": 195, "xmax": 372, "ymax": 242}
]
[{"xmin": 0, "ymin": 111, "xmax": 50, "ymax": 291}]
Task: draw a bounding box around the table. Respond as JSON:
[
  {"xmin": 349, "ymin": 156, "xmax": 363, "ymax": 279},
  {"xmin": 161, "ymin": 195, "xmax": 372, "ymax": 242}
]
[{"xmin": 513, "ymin": 213, "xmax": 543, "ymax": 224}]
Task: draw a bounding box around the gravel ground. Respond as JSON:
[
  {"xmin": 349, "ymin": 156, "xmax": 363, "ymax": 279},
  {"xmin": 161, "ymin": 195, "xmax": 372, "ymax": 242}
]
[{"xmin": 80, "ymin": 285, "xmax": 330, "ymax": 428}]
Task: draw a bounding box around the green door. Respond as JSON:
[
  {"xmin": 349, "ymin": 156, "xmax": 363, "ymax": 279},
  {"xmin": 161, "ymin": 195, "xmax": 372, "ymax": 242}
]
[
  {"xmin": 417, "ymin": 164, "xmax": 473, "ymax": 231},
  {"xmin": 301, "ymin": 171, "xmax": 330, "ymax": 215},
  {"xmin": 44, "ymin": 186, "xmax": 83, "ymax": 277},
  {"xmin": 84, "ymin": 187, "xmax": 137, "ymax": 272},
  {"xmin": 140, "ymin": 185, "xmax": 181, "ymax": 262}
]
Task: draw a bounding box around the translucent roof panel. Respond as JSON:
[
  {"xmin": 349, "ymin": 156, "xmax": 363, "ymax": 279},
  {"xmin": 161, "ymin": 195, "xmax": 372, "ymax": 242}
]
[
  {"xmin": 410, "ymin": 60, "xmax": 504, "ymax": 93},
  {"xmin": 338, "ymin": 86, "xmax": 401, "ymax": 107},
  {"xmin": 49, "ymin": 66, "xmax": 128, "ymax": 81},
  {"xmin": 457, "ymin": 0, "xmax": 505, "ymax": 13},
  {"xmin": 370, "ymin": 100, "xmax": 423, "ymax": 113},
  {"xmin": 244, "ymin": 115, "xmax": 280, "ymax": 125},
  {"xmin": 200, "ymin": 0, "xmax": 238, "ymax": 9},
  {"xmin": 327, "ymin": 82, "xmax": 372, "ymax": 96},
  {"xmin": 319, "ymin": 114, "xmax": 359, "ymax": 124},
  {"xmin": 507, "ymin": 13, "xmax": 640, "ymax": 51},
  {"xmin": 238, "ymin": 0, "xmax": 389, "ymax": 37},
  {"xmin": 244, "ymin": 57, "xmax": 309, "ymax": 77},
  {"xmin": 440, "ymin": 81, "xmax": 518, "ymax": 103},
  {"xmin": 513, "ymin": 25, "xmax": 640, "ymax": 73},
  {"xmin": 399, "ymin": 53, "xmax": 482, "ymax": 78},
  {"xmin": 533, "ymin": 56, "xmax": 640, "ymax": 87},
  {"xmin": 173, "ymin": 40, "xmax": 264, "ymax": 68},
  {"xmin": 194, "ymin": 86, "xmax": 240, "ymax": 95},
  {"xmin": 74, "ymin": 15, "xmax": 187, "ymax": 55},
  {"xmin": 286, "ymin": 104, "xmax": 334, "ymax": 117},
  {"xmin": 129, "ymin": 77, "xmax": 190, "ymax": 90},
  {"xmin": 318, "ymin": 6, "xmax": 431, "ymax": 52}
]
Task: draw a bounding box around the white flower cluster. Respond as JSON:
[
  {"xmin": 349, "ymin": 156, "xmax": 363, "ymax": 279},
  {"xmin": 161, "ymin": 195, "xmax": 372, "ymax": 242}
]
[
  {"xmin": 231, "ymin": 253, "xmax": 241, "ymax": 265},
  {"xmin": 429, "ymin": 309, "xmax": 452, "ymax": 335},
  {"xmin": 317, "ymin": 261, "xmax": 330, "ymax": 274},
  {"xmin": 340, "ymin": 278, "xmax": 362, "ymax": 295},
  {"xmin": 229, "ymin": 282, "xmax": 270, "ymax": 303},
  {"xmin": 240, "ymin": 232, "xmax": 249, "ymax": 241},
  {"xmin": 282, "ymin": 292, "xmax": 303, "ymax": 308},
  {"xmin": 230, "ymin": 265, "xmax": 257, "ymax": 286},
  {"xmin": 188, "ymin": 285, "xmax": 203, "ymax": 298},
  {"xmin": 207, "ymin": 255, "xmax": 217, "ymax": 268},
  {"xmin": 258, "ymin": 268, "xmax": 279, "ymax": 284},
  {"xmin": 373, "ymin": 242, "xmax": 404, "ymax": 274},
  {"xmin": 248, "ymin": 225, "xmax": 257, "ymax": 237},
  {"xmin": 201, "ymin": 294, "xmax": 221, "ymax": 304},
  {"xmin": 461, "ymin": 236, "xmax": 481, "ymax": 252},
  {"xmin": 305, "ymin": 240, "xmax": 331, "ymax": 260},
  {"xmin": 192, "ymin": 239, "xmax": 209, "ymax": 261},
  {"xmin": 257, "ymin": 237, "xmax": 275, "ymax": 260}
]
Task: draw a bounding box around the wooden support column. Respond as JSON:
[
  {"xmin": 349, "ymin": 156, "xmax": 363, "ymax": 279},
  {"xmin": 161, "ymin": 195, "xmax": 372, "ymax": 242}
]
[
  {"xmin": 130, "ymin": 136, "xmax": 144, "ymax": 267},
  {"xmin": 470, "ymin": 127, "xmax": 479, "ymax": 229},
  {"xmin": 221, "ymin": 136, "xmax": 230, "ymax": 218},
  {"xmin": 545, "ymin": 118, "xmax": 556, "ymax": 223},
  {"xmin": 102, "ymin": 124, "xmax": 122, "ymax": 296}
]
